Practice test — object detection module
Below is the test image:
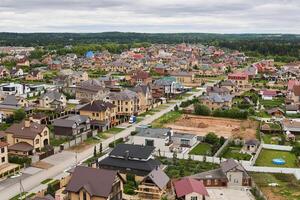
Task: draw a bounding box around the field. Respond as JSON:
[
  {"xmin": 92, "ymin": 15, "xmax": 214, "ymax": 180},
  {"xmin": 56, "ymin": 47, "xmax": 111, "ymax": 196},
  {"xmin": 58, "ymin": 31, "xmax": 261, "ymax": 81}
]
[
  {"xmin": 255, "ymin": 149, "xmax": 298, "ymax": 168},
  {"xmin": 165, "ymin": 115, "xmax": 258, "ymax": 139},
  {"xmin": 251, "ymin": 173, "xmax": 300, "ymax": 200},
  {"xmin": 189, "ymin": 143, "xmax": 212, "ymax": 156},
  {"xmin": 151, "ymin": 111, "xmax": 183, "ymax": 128}
]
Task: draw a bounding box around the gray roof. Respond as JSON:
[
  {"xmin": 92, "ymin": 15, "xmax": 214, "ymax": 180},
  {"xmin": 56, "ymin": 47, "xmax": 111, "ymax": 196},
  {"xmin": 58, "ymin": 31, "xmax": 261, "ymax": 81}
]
[
  {"xmin": 190, "ymin": 168, "xmax": 227, "ymax": 180},
  {"xmin": 144, "ymin": 167, "xmax": 170, "ymax": 190},
  {"xmin": 136, "ymin": 128, "xmax": 171, "ymax": 139},
  {"xmin": 203, "ymin": 93, "xmax": 233, "ymax": 103},
  {"xmin": 109, "ymin": 89, "xmax": 138, "ymax": 101},
  {"xmin": 109, "ymin": 144, "xmax": 155, "ymax": 160},
  {"xmin": 173, "ymin": 132, "xmax": 196, "ymax": 139},
  {"xmin": 41, "ymin": 91, "xmax": 64, "ymax": 101},
  {"xmin": 1, "ymin": 95, "xmax": 19, "ymax": 106},
  {"xmin": 220, "ymin": 159, "xmax": 247, "ymax": 175},
  {"xmin": 79, "ymin": 100, "xmax": 115, "ymax": 112},
  {"xmin": 53, "ymin": 115, "xmax": 89, "ymax": 128}
]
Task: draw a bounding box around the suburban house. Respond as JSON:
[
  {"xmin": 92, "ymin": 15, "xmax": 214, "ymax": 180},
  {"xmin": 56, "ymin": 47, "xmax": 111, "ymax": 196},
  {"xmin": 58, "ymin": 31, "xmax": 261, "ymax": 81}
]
[
  {"xmin": 53, "ymin": 115, "xmax": 91, "ymax": 138},
  {"xmin": 0, "ymin": 141, "xmax": 20, "ymax": 179},
  {"xmin": 220, "ymin": 80, "xmax": 238, "ymax": 94},
  {"xmin": 65, "ymin": 166, "xmax": 124, "ymax": 200},
  {"xmin": 109, "ymin": 89, "xmax": 139, "ymax": 118},
  {"xmin": 132, "ymin": 127, "xmax": 198, "ymax": 153},
  {"xmin": 5, "ymin": 119, "xmax": 50, "ymax": 156},
  {"xmin": 260, "ymin": 90, "xmax": 277, "ymax": 100},
  {"xmin": 242, "ymin": 139, "xmax": 259, "ymax": 154},
  {"xmin": 0, "ymin": 95, "xmax": 30, "ymax": 123},
  {"xmin": 130, "ymin": 84, "xmax": 153, "ymax": 113},
  {"xmin": 10, "ymin": 67, "xmax": 24, "ymax": 77},
  {"xmin": 190, "ymin": 159, "xmax": 251, "ymax": 187},
  {"xmin": 76, "ymin": 79, "xmax": 109, "ymax": 101},
  {"xmin": 136, "ymin": 167, "xmax": 170, "ymax": 200},
  {"xmin": 290, "ymin": 85, "xmax": 300, "ymax": 104},
  {"xmin": 169, "ymin": 71, "xmax": 195, "ymax": 86},
  {"xmin": 39, "ymin": 90, "xmax": 67, "ymax": 110},
  {"xmin": 201, "ymin": 93, "xmax": 233, "ymax": 111},
  {"xmin": 25, "ymin": 70, "xmax": 44, "ymax": 81},
  {"xmin": 0, "ymin": 66, "xmax": 10, "ymax": 78},
  {"xmin": 79, "ymin": 100, "xmax": 117, "ymax": 131},
  {"xmin": 153, "ymin": 77, "xmax": 183, "ymax": 98},
  {"xmin": 98, "ymin": 144, "xmax": 161, "ymax": 181},
  {"xmin": 129, "ymin": 70, "xmax": 152, "ymax": 85},
  {"xmin": 282, "ymin": 119, "xmax": 300, "ymax": 135},
  {"xmin": 227, "ymin": 72, "xmax": 250, "ymax": 91},
  {"xmin": 173, "ymin": 178, "xmax": 209, "ymax": 200},
  {"xmin": 266, "ymin": 107, "xmax": 285, "ymax": 117}
]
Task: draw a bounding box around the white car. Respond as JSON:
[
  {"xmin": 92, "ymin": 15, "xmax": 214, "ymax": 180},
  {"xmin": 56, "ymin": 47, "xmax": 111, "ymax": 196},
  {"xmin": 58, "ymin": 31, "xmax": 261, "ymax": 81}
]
[{"xmin": 10, "ymin": 172, "xmax": 22, "ymax": 179}]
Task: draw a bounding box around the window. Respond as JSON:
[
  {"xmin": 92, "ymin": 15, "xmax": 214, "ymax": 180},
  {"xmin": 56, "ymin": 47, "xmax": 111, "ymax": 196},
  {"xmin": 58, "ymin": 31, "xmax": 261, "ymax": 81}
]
[
  {"xmin": 35, "ymin": 139, "xmax": 39, "ymax": 144},
  {"xmin": 1, "ymin": 157, "xmax": 5, "ymax": 163},
  {"xmin": 44, "ymin": 131, "xmax": 47, "ymax": 136},
  {"xmin": 191, "ymin": 196, "xmax": 198, "ymax": 200},
  {"xmin": 92, "ymin": 113, "xmax": 95, "ymax": 117},
  {"xmin": 1, "ymin": 148, "xmax": 4, "ymax": 153},
  {"xmin": 145, "ymin": 139, "xmax": 154, "ymax": 146},
  {"xmin": 83, "ymin": 191, "xmax": 87, "ymax": 200},
  {"xmin": 207, "ymin": 179, "xmax": 211, "ymax": 185}
]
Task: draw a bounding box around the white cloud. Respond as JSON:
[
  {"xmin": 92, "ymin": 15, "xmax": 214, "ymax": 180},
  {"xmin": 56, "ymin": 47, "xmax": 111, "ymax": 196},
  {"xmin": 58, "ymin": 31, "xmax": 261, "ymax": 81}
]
[{"xmin": 0, "ymin": 0, "xmax": 299, "ymax": 33}]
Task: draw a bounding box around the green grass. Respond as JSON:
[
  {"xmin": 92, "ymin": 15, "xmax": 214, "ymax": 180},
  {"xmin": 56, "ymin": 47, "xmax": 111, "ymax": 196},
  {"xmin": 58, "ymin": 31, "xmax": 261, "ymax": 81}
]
[
  {"xmin": 158, "ymin": 157, "xmax": 219, "ymax": 179},
  {"xmin": 221, "ymin": 145, "xmax": 252, "ymax": 161},
  {"xmin": 41, "ymin": 178, "xmax": 53, "ymax": 184},
  {"xmin": 9, "ymin": 192, "xmax": 28, "ymax": 200},
  {"xmin": 151, "ymin": 111, "xmax": 182, "ymax": 128},
  {"xmin": 189, "ymin": 143, "xmax": 212, "ymax": 156},
  {"xmin": 260, "ymin": 97, "xmax": 285, "ymax": 108},
  {"xmin": 262, "ymin": 134, "xmax": 282, "ymax": 145},
  {"xmin": 255, "ymin": 149, "xmax": 298, "ymax": 168},
  {"xmin": 251, "ymin": 172, "xmax": 300, "ymax": 200},
  {"xmin": 101, "ymin": 127, "xmax": 124, "ymax": 135},
  {"xmin": 50, "ymin": 137, "xmax": 69, "ymax": 147}
]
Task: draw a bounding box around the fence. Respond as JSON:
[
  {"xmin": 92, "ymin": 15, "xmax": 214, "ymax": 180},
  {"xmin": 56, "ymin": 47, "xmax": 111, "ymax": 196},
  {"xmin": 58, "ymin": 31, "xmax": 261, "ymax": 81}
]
[
  {"xmin": 214, "ymin": 137, "xmax": 232, "ymax": 157},
  {"xmin": 53, "ymin": 130, "xmax": 97, "ymax": 154},
  {"xmin": 262, "ymin": 143, "xmax": 293, "ymax": 151}
]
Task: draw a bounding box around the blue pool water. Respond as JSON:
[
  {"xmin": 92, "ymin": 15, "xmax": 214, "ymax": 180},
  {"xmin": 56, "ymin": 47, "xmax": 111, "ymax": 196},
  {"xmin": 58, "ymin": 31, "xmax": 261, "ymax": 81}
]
[{"xmin": 272, "ymin": 158, "xmax": 286, "ymax": 165}]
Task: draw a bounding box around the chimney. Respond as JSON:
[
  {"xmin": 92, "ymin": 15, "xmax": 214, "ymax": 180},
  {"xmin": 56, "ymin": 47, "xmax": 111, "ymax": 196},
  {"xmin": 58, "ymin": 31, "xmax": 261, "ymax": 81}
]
[
  {"xmin": 24, "ymin": 118, "xmax": 31, "ymax": 128},
  {"xmin": 125, "ymin": 150, "xmax": 130, "ymax": 160}
]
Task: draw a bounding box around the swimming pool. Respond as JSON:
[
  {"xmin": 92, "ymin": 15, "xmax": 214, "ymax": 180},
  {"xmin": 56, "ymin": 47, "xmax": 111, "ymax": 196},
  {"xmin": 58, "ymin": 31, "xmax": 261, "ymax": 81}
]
[{"xmin": 272, "ymin": 158, "xmax": 286, "ymax": 165}]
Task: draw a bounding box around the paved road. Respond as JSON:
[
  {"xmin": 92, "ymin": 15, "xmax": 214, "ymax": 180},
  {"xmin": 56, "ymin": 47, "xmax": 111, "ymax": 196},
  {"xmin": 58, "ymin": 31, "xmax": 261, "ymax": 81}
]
[{"xmin": 0, "ymin": 89, "xmax": 204, "ymax": 200}]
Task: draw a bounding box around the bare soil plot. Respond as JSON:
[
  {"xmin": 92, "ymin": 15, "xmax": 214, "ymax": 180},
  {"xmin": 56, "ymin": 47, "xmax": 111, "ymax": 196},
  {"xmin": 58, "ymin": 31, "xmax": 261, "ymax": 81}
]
[{"xmin": 165, "ymin": 115, "xmax": 258, "ymax": 139}]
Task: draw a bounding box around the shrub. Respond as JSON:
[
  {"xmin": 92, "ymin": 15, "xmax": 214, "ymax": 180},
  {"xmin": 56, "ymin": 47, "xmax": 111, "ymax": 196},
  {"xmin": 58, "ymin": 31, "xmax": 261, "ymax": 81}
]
[
  {"xmin": 108, "ymin": 138, "xmax": 124, "ymax": 148},
  {"xmin": 194, "ymin": 104, "xmax": 211, "ymax": 116},
  {"xmin": 204, "ymin": 132, "xmax": 219, "ymax": 145},
  {"xmin": 8, "ymin": 156, "xmax": 31, "ymax": 167}
]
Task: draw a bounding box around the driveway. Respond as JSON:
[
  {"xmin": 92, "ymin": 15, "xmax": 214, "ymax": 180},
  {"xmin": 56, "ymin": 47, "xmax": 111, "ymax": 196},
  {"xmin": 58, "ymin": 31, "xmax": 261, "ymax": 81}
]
[{"xmin": 207, "ymin": 188, "xmax": 254, "ymax": 200}]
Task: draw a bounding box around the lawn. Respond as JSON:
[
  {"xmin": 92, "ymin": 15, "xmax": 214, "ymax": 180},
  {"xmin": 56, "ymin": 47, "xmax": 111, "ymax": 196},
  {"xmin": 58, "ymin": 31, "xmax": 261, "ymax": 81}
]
[
  {"xmin": 221, "ymin": 145, "xmax": 252, "ymax": 161},
  {"xmin": 158, "ymin": 157, "xmax": 219, "ymax": 178},
  {"xmin": 151, "ymin": 111, "xmax": 182, "ymax": 128},
  {"xmin": 262, "ymin": 134, "xmax": 283, "ymax": 145},
  {"xmin": 101, "ymin": 127, "xmax": 124, "ymax": 135},
  {"xmin": 255, "ymin": 149, "xmax": 298, "ymax": 168},
  {"xmin": 189, "ymin": 143, "xmax": 212, "ymax": 156},
  {"xmin": 260, "ymin": 97, "xmax": 285, "ymax": 108},
  {"xmin": 50, "ymin": 137, "xmax": 69, "ymax": 147},
  {"xmin": 251, "ymin": 172, "xmax": 300, "ymax": 200}
]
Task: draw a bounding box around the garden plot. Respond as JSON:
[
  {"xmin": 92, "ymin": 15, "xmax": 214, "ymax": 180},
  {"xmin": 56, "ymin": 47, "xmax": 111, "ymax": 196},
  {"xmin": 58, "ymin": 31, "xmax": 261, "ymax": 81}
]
[{"xmin": 166, "ymin": 115, "xmax": 258, "ymax": 139}]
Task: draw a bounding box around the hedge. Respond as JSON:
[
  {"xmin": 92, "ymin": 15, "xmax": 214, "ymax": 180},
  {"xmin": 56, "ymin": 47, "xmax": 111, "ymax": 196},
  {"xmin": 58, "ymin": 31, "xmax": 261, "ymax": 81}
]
[{"xmin": 108, "ymin": 138, "xmax": 124, "ymax": 148}]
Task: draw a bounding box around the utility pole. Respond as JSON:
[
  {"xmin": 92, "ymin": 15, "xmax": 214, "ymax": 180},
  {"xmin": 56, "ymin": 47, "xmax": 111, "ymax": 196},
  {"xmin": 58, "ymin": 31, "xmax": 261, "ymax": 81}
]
[{"xmin": 19, "ymin": 179, "xmax": 25, "ymax": 200}]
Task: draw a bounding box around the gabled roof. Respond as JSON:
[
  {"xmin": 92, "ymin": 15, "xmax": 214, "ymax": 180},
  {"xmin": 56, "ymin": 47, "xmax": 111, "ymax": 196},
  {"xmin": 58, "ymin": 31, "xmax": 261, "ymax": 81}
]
[
  {"xmin": 1, "ymin": 95, "xmax": 19, "ymax": 106},
  {"xmin": 41, "ymin": 90, "xmax": 64, "ymax": 101},
  {"xmin": 79, "ymin": 100, "xmax": 115, "ymax": 112},
  {"xmin": 143, "ymin": 167, "xmax": 170, "ymax": 190},
  {"xmin": 109, "ymin": 89, "xmax": 138, "ymax": 101},
  {"xmin": 109, "ymin": 144, "xmax": 155, "ymax": 160},
  {"xmin": 220, "ymin": 159, "xmax": 246, "ymax": 173},
  {"xmin": 6, "ymin": 120, "xmax": 46, "ymax": 140},
  {"xmin": 53, "ymin": 115, "xmax": 89, "ymax": 128},
  {"xmin": 65, "ymin": 166, "xmax": 120, "ymax": 198},
  {"xmin": 173, "ymin": 178, "xmax": 209, "ymax": 198}
]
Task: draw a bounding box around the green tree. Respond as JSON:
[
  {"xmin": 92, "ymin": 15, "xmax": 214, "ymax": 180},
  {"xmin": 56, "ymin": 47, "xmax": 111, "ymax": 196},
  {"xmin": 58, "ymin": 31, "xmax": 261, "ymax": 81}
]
[
  {"xmin": 204, "ymin": 132, "xmax": 219, "ymax": 145},
  {"xmin": 99, "ymin": 143, "xmax": 103, "ymax": 154},
  {"xmin": 93, "ymin": 146, "xmax": 97, "ymax": 157},
  {"xmin": 13, "ymin": 109, "xmax": 26, "ymax": 122},
  {"xmin": 194, "ymin": 104, "xmax": 211, "ymax": 116},
  {"xmin": 46, "ymin": 184, "xmax": 56, "ymax": 196}
]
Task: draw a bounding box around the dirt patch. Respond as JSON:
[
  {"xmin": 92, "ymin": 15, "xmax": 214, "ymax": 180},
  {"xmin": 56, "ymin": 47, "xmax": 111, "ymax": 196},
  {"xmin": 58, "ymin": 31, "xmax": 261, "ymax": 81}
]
[
  {"xmin": 166, "ymin": 115, "xmax": 258, "ymax": 139},
  {"xmin": 67, "ymin": 142, "xmax": 94, "ymax": 153},
  {"xmin": 261, "ymin": 187, "xmax": 286, "ymax": 200},
  {"xmin": 31, "ymin": 161, "xmax": 53, "ymax": 169}
]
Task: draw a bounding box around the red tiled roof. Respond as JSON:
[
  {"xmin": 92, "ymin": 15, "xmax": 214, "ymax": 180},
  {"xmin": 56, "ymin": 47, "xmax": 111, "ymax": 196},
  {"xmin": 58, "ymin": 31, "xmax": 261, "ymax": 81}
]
[
  {"xmin": 173, "ymin": 178, "xmax": 209, "ymax": 198},
  {"xmin": 262, "ymin": 90, "xmax": 277, "ymax": 97}
]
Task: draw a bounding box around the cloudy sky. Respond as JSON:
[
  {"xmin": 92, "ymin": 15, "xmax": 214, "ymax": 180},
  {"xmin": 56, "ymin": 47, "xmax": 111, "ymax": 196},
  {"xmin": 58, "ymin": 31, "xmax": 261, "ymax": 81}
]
[{"xmin": 0, "ymin": 0, "xmax": 299, "ymax": 33}]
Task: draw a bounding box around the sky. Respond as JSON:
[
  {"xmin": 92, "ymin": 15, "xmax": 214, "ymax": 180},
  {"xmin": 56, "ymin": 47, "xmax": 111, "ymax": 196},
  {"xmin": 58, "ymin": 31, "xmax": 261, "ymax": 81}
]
[{"xmin": 0, "ymin": 0, "xmax": 299, "ymax": 33}]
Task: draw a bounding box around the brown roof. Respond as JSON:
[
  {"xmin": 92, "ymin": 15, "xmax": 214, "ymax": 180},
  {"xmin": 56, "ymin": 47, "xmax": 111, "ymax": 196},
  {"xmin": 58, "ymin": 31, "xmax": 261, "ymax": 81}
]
[
  {"xmin": 8, "ymin": 142, "xmax": 34, "ymax": 152},
  {"xmin": 293, "ymin": 85, "xmax": 300, "ymax": 96},
  {"xmin": 6, "ymin": 120, "xmax": 46, "ymax": 140},
  {"xmin": 65, "ymin": 166, "xmax": 122, "ymax": 198},
  {"xmin": 79, "ymin": 100, "xmax": 115, "ymax": 112},
  {"xmin": 0, "ymin": 131, "xmax": 6, "ymax": 139},
  {"xmin": 0, "ymin": 141, "xmax": 8, "ymax": 148}
]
